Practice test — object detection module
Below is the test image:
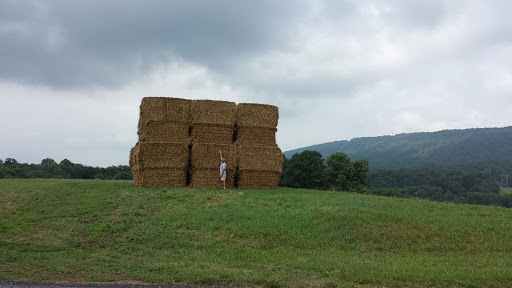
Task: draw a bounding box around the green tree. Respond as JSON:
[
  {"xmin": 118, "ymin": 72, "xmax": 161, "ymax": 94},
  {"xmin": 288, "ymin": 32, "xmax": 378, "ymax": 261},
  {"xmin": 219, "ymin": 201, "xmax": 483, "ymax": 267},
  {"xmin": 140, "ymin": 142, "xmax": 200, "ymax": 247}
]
[
  {"xmin": 41, "ymin": 158, "xmax": 57, "ymax": 165},
  {"xmin": 113, "ymin": 171, "xmax": 132, "ymax": 180},
  {"xmin": 59, "ymin": 159, "xmax": 73, "ymax": 166},
  {"xmin": 280, "ymin": 150, "xmax": 326, "ymax": 190},
  {"xmin": 325, "ymin": 153, "xmax": 370, "ymax": 192},
  {"xmin": 350, "ymin": 159, "xmax": 370, "ymax": 191},
  {"xmin": 4, "ymin": 158, "xmax": 18, "ymax": 165},
  {"xmin": 52, "ymin": 166, "xmax": 66, "ymax": 179},
  {"xmin": 325, "ymin": 152, "xmax": 353, "ymax": 191},
  {"xmin": 279, "ymin": 154, "xmax": 289, "ymax": 187},
  {"xmin": 59, "ymin": 159, "xmax": 74, "ymax": 178}
]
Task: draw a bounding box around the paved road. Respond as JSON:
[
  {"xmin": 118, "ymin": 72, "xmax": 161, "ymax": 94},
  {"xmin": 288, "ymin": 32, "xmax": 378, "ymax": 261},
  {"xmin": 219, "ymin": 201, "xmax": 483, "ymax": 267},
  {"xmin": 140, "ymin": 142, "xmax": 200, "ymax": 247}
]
[{"xmin": 0, "ymin": 281, "xmax": 240, "ymax": 288}]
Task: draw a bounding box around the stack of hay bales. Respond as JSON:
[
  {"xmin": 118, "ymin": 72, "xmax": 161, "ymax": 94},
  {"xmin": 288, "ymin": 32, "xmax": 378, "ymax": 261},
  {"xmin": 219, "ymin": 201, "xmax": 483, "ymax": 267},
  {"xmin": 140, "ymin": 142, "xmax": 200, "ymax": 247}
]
[
  {"xmin": 130, "ymin": 97, "xmax": 191, "ymax": 187},
  {"xmin": 189, "ymin": 143, "xmax": 237, "ymax": 188},
  {"xmin": 129, "ymin": 97, "xmax": 283, "ymax": 189},
  {"xmin": 235, "ymin": 103, "xmax": 283, "ymax": 189},
  {"xmin": 189, "ymin": 100, "xmax": 237, "ymax": 188}
]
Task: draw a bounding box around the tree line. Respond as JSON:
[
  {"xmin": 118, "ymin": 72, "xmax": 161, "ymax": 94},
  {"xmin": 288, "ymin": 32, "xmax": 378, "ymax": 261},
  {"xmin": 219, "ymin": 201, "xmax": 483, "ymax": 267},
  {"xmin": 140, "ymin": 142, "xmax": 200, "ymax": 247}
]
[
  {"xmin": 278, "ymin": 150, "xmax": 512, "ymax": 208},
  {"xmin": 279, "ymin": 150, "xmax": 370, "ymax": 191},
  {"xmin": 369, "ymin": 167, "xmax": 512, "ymax": 208},
  {"xmin": 0, "ymin": 158, "xmax": 132, "ymax": 180},
  {"xmin": 3, "ymin": 151, "xmax": 510, "ymax": 208}
]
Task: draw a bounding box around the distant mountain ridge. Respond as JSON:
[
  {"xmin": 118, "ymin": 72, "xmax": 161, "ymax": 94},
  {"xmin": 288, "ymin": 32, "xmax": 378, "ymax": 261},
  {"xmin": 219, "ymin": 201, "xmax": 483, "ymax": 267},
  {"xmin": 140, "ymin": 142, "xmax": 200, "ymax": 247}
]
[{"xmin": 284, "ymin": 126, "xmax": 512, "ymax": 169}]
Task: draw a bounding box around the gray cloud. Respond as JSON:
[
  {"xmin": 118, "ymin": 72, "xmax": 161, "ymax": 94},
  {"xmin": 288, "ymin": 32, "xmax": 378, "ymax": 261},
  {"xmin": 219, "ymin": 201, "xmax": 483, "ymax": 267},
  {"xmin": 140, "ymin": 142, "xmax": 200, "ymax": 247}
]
[
  {"xmin": 1, "ymin": 0, "xmax": 511, "ymax": 166},
  {"xmin": 0, "ymin": 0, "xmax": 309, "ymax": 89}
]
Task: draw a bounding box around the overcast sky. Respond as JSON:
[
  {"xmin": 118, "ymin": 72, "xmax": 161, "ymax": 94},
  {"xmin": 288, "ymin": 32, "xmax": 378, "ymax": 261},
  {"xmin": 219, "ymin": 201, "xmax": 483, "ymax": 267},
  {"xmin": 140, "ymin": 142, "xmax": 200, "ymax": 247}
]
[{"xmin": 1, "ymin": 0, "xmax": 511, "ymax": 167}]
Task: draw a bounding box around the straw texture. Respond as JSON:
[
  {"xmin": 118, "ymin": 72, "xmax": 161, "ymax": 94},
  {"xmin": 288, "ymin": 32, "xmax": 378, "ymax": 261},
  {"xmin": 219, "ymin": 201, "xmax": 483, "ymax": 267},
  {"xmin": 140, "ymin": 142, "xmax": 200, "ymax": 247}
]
[
  {"xmin": 236, "ymin": 103, "xmax": 279, "ymax": 128},
  {"xmin": 189, "ymin": 168, "xmax": 235, "ymax": 188},
  {"xmin": 235, "ymin": 103, "xmax": 279, "ymax": 148},
  {"xmin": 191, "ymin": 100, "xmax": 236, "ymax": 126},
  {"xmin": 140, "ymin": 97, "xmax": 167, "ymax": 110},
  {"xmin": 131, "ymin": 142, "xmax": 189, "ymax": 168},
  {"xmin": 191, "ymin": 123, "xmax": 234, "ymax": 145},
  {"xmin": 129, "ymin": 142, "xmax": 189, "ymax": 187},
  {"xmin": 132, "ymin": 97, "xmax": 192, "ymax": 187},
  {"xmin": 138, "ymin": 97, "xmax": 191, "ymax": 126},
  {"xmin": 235, "ymin": 126, "xmax": 277, "ymax": 146},
  {"xmin": 236, "ymin": 145, "xmax": 282, "ymax": 189},
  {"xmin": 138, "ymin": 121, "xmax": 191, "ymax": 144},
  {"xmin": 237, "ymin": 145, "xmax": 283, "ymax": 171},
  {"xmin": 237, "ymin": 170, "xmax": 280, "ymax": 189},
  {"xmin": 134, "ymin": 168, "xmax": 188, "ymax": 187},
  {"xmin": 129, "ymin": 144, "xmax": 141, "ymax": 186},
  {"xmin": 130, "ymin": 97, "xmax": 283, "ymax": 188},
  {"xmin": 190, "ymin": 143, "xmax": 237, "ymax": 169}
]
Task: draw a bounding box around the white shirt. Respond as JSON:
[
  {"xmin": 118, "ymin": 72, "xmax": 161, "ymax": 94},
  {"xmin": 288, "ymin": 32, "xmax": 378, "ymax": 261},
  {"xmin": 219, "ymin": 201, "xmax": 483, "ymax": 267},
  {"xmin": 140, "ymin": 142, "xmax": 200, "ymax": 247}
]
[{"xmin": 220, "ymin": 162, "xmax": 226, "ymax": 174}]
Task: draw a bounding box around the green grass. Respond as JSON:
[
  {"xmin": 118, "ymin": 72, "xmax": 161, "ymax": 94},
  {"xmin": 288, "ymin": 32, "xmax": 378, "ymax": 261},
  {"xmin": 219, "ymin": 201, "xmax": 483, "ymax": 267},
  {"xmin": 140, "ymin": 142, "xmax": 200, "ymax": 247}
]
[
  {"xmin": 501, "ymin": 187, "xmax": 512, "ymax": 195},
  {"xmin": 1, "ymin": 179, "xmax": 512, "ymax": 287}
]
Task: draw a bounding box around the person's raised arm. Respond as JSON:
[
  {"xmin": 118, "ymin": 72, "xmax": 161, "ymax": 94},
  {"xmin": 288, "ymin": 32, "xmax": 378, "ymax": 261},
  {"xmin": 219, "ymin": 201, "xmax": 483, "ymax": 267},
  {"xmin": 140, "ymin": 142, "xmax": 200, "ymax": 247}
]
[{"xmin": 219, "ymin": 150, "xmax": 223, "ymax": 161}]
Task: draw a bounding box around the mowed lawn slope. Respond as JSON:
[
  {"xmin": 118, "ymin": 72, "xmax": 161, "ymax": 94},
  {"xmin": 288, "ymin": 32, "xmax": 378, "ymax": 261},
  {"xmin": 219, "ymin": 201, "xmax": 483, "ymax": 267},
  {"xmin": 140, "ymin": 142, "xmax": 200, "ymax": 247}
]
[{"xmin": 1, "ymin": 179, "xmax": 512, "ymax": 288}]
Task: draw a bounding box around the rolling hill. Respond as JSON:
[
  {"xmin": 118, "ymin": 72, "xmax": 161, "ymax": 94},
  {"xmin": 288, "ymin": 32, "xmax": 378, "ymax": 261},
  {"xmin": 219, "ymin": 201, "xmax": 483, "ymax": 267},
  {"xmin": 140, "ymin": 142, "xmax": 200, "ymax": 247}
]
[
  {"xmin": 284, "ymin": 126, "xmax": 512, "ymax": 169},
  {"xmin": 1, "ymin": 179, "xmax": 512, "ymax": 287}
]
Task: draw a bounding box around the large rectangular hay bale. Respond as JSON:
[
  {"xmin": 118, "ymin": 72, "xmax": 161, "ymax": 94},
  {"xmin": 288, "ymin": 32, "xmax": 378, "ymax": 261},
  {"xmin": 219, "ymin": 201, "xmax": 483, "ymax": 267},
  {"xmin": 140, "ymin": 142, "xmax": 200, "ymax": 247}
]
[
  {"xmin": 130, "ymin": 142, "xmax": 189, "ymax": 169},
  {"xmin": 236, "ymin": 103, "xmax": 279, "ymax": 128},
  {"xmin": 235, "ymin": 126, "xmax": 277, "ymax": 146},
  {"xmin": 138, "ymin": 97, "xmax": 191, "ymax": 128},
  {"xmin": 237, "ymin": 145, "xmax": 283, "ymax": 171},
  {"xmin": 189, "ymin": 168, "xmax": 235, "ymax": 188},
  {"xmin": 190, "ymin": 143, "xmax": 237, "ymax": 169},
  {"xmin": 135, "ymin": 167, "xmax": 188, "ymax": 187},
  {"xmin": 191, "ymin": 100, "xmax": 236, "ymax": 126},
  {"xmin": 237, "ymin": 170, "xmax": 280, "ymax": 189},
  {"xmin": 191, "ymin": 124, "xmax": 234, "ymax": 145},
  {"xmin": 138, "ymin": 121, "xmax": 191, "ymax": 143}
]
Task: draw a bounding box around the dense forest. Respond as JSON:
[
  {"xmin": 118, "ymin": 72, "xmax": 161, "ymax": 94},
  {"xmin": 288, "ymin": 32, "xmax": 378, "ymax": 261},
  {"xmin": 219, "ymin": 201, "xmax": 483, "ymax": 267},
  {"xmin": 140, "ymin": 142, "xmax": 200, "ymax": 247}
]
[
  {"xmin": 0, "ymin": 158, "xmax": 132, "ymax": 180},
  {"xmin": 285, "ymin": 127, "xmax": 512, "ymax": 167},
  {"xmin": 280, "ymin": 150, "xmax": 512, "ymax": 208},
  {"xmin": 283, "ymin": 126, "xmax": 512, "ymax": 208},
  {"xmin": 369, "ymin": 167, "xmax": 512, "ymax": 207},
  {"xmin": 284, "ymin": 126, "xmax": 512, "ymax": 186}
]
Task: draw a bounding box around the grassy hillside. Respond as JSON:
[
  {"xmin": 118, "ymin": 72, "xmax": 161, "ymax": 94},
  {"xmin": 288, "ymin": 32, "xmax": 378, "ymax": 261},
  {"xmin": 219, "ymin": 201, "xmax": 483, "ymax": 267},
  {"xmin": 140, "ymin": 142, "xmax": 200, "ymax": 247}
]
[
  {"xmin": 284, "ymin": 126, "xmax": 512, "ymax": 170},
  {"xmin": 1, "ymin": 179, "xmax": 512, "ymax": 287}
]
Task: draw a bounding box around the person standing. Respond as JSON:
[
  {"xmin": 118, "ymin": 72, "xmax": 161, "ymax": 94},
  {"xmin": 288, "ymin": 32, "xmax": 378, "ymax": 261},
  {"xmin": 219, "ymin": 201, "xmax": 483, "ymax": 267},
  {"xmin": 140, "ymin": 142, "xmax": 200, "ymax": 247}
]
[{"xmin": 219, "ymin": 150, "xmax": 227, "ymax": 189}]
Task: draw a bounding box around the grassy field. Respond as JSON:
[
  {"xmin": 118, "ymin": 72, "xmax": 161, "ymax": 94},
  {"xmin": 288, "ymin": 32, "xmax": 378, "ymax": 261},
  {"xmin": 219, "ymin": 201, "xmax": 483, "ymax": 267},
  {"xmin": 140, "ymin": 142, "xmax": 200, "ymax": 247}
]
[
  {"xmin": 501, "ymin": 187, "xmax": 512, "ymax": 195},
  {"xmin": 1, "ymin": 179, "xmax": 512, "ymax": 288}
]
